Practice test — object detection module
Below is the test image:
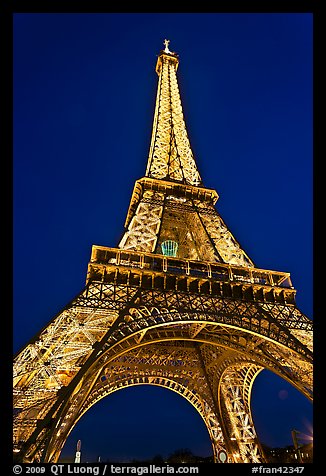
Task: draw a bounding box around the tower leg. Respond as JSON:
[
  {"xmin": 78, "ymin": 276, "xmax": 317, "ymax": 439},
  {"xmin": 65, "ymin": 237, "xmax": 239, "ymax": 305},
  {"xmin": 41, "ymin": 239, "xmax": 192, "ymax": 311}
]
[{"xmin": 219, "ymin": 364, "xmax": 266, "ymax": 463}]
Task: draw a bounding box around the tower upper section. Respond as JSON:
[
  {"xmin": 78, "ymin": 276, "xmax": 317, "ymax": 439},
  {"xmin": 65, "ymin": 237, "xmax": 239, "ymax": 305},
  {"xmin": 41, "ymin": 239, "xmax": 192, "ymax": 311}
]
[
  {"xmin": 145, "ymin": 40, "xmax": 202, "ymax": 186},
  {"xmin": 118, "ymin": 41, "xmax": 254, "ymax": 267}
]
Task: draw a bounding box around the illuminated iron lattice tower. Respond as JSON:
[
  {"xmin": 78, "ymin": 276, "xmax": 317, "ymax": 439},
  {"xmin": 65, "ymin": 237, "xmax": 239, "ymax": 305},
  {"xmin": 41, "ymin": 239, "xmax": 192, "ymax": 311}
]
[{"xmin": 13, "ymin": 40, "xmax": 313, "ymax": 463}]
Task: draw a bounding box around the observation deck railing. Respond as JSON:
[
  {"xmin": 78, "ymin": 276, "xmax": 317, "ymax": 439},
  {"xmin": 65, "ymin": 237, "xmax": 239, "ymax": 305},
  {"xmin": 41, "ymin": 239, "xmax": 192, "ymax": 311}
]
[{"xmin": 88, "ymin": 245, "xmax": 293, "ymax": 289}]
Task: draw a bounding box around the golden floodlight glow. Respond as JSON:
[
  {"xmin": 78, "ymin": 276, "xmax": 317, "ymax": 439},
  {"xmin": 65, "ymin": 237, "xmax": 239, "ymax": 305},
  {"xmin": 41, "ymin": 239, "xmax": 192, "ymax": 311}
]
[{"xmin": 13, "ymin": 40, "xmax": 312, "ymax": 464}]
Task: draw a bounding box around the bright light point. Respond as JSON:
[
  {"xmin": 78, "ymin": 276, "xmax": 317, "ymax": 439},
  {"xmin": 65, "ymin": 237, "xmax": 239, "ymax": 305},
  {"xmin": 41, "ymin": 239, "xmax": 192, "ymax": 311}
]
[{"xmin": 302, "ymin": 419, "xmax": 313, "ymax": 440}]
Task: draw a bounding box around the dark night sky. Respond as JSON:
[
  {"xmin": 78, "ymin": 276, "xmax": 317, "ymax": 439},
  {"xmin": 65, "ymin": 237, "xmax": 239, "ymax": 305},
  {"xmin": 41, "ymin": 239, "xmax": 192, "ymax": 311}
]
[{"xmin": 13, "ymin": 13, "xmax": 313, "ymax": 462}]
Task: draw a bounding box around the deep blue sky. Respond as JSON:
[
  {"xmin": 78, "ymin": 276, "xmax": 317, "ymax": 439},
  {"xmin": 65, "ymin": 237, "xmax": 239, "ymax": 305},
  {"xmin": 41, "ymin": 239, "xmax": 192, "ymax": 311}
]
[{"xmin": 13, "ymin": 13, "xmax": 313, "ymax": 461}]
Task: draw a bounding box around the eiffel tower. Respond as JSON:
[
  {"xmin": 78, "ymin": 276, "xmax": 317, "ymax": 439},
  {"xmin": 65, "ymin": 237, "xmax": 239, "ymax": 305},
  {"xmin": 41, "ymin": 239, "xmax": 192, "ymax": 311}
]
[{"xmin": 13, "ymin": 40, "xmax": 313, "ymax": 464}]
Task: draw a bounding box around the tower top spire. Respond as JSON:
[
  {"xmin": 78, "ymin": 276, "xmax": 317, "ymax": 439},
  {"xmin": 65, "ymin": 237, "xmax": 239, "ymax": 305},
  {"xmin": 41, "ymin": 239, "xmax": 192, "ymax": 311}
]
[
  {"xmin": 163, "ymin": 39, "xmax": 171, "ymax": 54},
  {"xmin": 147, "ymin": 42, "xmax": 201, "ymax": 186},
  {"xmin": 162, "ymin": 39, "xmax": 178, "ymax": 57}
]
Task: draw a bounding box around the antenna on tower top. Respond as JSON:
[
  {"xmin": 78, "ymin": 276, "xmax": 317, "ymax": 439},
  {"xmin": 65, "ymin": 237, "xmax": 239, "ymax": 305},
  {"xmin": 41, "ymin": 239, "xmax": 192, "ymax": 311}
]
[{"xmin": 163, "ymin": 39, "xmax": 171, "ymax": 54}]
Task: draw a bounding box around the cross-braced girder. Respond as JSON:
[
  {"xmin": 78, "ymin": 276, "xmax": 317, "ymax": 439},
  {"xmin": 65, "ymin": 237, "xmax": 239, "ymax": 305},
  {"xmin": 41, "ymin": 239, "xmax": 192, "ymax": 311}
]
[
  {"xmin": 117, "ymin": 176, "xmax": 254, "ymax": 266},
  {"xmin": 218, "ymin": 364, "xmax": 264, "ymax": 463},
  {"xmin": 43, "ymin": 342, "xmax": 226, "ymax": 462},
  {"xmin": 13, "ymin": 283, "xmax": 312, "ymax": 462}
]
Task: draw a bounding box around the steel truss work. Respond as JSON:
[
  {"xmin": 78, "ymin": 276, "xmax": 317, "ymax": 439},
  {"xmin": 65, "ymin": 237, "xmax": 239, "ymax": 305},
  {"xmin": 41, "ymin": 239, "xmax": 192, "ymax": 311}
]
[{"xmin": 13, "ymin": 41, "xmax": 313, "ymax": 463}]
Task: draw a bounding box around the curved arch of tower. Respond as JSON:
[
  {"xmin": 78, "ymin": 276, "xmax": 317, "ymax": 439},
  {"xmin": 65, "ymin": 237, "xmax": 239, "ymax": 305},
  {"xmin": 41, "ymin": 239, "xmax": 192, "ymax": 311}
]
[{"xmin": 13, "ymin": 41, "xmax": 313, "ymax": 463}]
